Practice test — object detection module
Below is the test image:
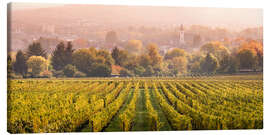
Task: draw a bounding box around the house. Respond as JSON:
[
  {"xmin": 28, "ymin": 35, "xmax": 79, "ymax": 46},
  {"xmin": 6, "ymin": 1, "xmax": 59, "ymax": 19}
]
[{"xmin": 111, "ymin": 65, "xmax": 122, "ymax": 77}]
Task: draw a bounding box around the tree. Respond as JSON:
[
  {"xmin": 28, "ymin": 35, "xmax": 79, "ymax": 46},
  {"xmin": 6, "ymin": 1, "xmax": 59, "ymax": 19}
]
[
  {"xmin": 167, "ymin": 56, "xmax": 188, "ymax": 75},
  {"xmin": 164, "ymin": 48, "xmax": 186, "ymax": 60},
  {"xmin": 51, "ymin": 42, "xmax": 74, "ymax": 71},
  {"xmin": 26, "ymin": 42, "xmax": 47, "ymax": 58},
  {"xmin": 105, "ymin": 30, "xmax": 118, "ymax": 45},
  {"xmin": 51, "ymin": 42, "xmax": 65, "ymax": 71},
  {"xmin": 91, "ymin": 64, "xmax": 112, "ymax": 77},
  {"xmin": 63, "ymin": 64, "xmax": 77, "ymax": 77},
  {"xmin": 65, "ymin": 42, "xmax": 74, "ymax": 65},
  {"xmin": 111, "ymin": 47, "xmax": 129, "ymax": 66},
  {"xmin": 7, "ymin": 54, "xmax": 14, "ymax": 78},
  {"xmin": 111, "ymin": 47, "xmax": 120, "ymax": 65},
  {"xmin": 187, "ymin": 53, "xmax": 203, "ymax": 73},
  {"xmin": 120, "ymin": 68, "xmax": 133, "ymax": 77},
  {"xmin": 125, "ymin": 40, "xmax": 143, "ymax": 55},
  {"xmin": 72, "ymin": 48, "xmax": 113, "ymax": 77},
  {"xmin": 190, "ymin": 61, "xmax": 201, "ymax": 73},
  {"xmin": 237, "ymin": 49, "xmax": 257, "ymax": 70},
  {"xmin": 200, "ymin": 42, "xmax": 230, "ymax": 61},
  {"xmin": 27, "ymin": 56, "xmax": 47, "ymax": 77},
  {"xmin": 13, "ymin": 50, "xmax": 28, "ymax": 76},
  {"xmin": 97, "ymin": 49, "xmax": 114, "ymax": 66},
  {"xmin": 72, "ymin": 48, "xmax": 96, "ymax": 75},
  {"xmin": 227, "ymin": 56, "xmax": 239, "ymax": 73},
  {"xmin": 146, "ymin": 43, "xmax": 162, "ymax": 67},
  {"xmin": 143, "ymin": 65, "xmax": 155, "ymax": 77},
  {"xmin": 238, "ymin": 40, "xmax": 263, "ymax": 71},
  {"xmin": 200, "ymin": 53, "xmax": 219, "ymax": 73},
  {"xmin": 217, "ymin": 54, "xmax": 230, "ymax": 73},
  {"xmin": 138, "ymin": 54, "xmax": 151, "ymax": 68},
  {"xmin": 134, "ymin": 65, "xmax": 145, "ymax": 77},
  {"xmin": 123, "ymin": 55, "xmax": 138, "ymax": 71}
]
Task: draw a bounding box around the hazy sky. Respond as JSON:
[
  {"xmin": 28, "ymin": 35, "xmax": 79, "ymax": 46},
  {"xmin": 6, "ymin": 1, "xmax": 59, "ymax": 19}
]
[
  {"xmin": 10, "ymin": 3, "xmax": 263, "ymax": 30},
  {"xmin": 11, "ymin": 3, "xmax": 65, "ymax": 10}
]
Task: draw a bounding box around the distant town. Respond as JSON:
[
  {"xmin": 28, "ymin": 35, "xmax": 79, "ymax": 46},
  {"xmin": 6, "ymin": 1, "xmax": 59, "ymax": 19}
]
[{"xmin": 9, "ymin": 4, "xmax": 263, "ymax": 54}]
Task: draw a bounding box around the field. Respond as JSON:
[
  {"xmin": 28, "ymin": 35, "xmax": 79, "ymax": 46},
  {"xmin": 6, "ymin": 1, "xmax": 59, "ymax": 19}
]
[{"xmin": 7, "ymin": 74, "xmax": 263, "ymax": 133}]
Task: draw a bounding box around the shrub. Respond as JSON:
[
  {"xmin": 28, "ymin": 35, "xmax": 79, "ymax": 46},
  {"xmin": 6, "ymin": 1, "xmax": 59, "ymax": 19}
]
[
  {"xmin": 53, "ymin": 70, "xmax": 65, "ymax": 78},
  {"xmin": 40, "ymin": 70, "xmax": 53, "ymax": 78},
  {"xmin": 63, "ymin": 64, "xmax": 77, "ymax": 77},
  {"xmin": 8, "ymin": 73, "xmax": 23, "ymax": 79},
  {"xmin": 120, "ymin": 69, "xmax": 134, "ymax": 77},
  {"xmin": 74, "ymin": 71, "xmax": 86, "ymax": 78},
  {"xmin": 27, "ymin": 56, "xmax": 47, "ymax": 77}
]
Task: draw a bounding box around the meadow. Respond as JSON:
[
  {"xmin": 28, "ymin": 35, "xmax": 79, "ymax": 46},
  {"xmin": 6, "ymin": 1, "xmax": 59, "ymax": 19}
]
[{"xmin": 7, "ymin": 74, "xmax": 263, "ymax": 133}]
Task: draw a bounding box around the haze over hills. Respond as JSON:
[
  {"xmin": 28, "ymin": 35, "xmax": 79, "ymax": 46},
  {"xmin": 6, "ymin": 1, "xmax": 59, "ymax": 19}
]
[
  {"xmin": 9, "ymin": 3, "xmax": 263, "ymax": 52},
  {"xmin": 10, "ymin": 4, "xmax": 262, "ymax": 30}
]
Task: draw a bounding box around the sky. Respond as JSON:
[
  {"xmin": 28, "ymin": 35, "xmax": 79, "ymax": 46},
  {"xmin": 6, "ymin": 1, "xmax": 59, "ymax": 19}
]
[
  {"xmin": 10, "ymin": 3, "xmax": 64, "ymax": 10},
  {"xmin": 10, "ymin": 3, "xmax": 263, "ymax": 30}
]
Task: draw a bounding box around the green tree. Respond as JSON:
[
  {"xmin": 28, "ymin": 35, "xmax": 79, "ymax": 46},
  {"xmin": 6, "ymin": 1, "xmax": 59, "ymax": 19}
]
[
  {"xmin": 26, "ymin": 42, "xmax": 47, "ymax": 58},
  {"xmin": 134, "ymin": 65, "xmax": 145, "ymax": 77},
  {"xmin": 65, "ymin": 42, "xmax": 74, "ymax": 65},
  {"xmin": 13, "ymin": 50, "xmax": 28, "ymax": 76},
  {"xmin": 237, "ymin": 49, "xmax": 257, "ymax": 70},
  {"xmin": 72, "ymin": 48, "xmax": 96, "ymax": 75},
  {"xmin": 7, "ymin": 54, "xmax": 13, "ymax": 77},
  {"xmin": 217, "ymin": 54, "xmax": 231, "ymax": 73},
  {"xmin": 51, "ymin": 42, "xmax": 74, "ymax": 71},
  {"xmin": 227, "ymin": 56, "xmax": 239, "ymax": 73},
  {"xmin": 200, "ymin": 53, "xmax": 219, "ymax": 73},
  {"xmin": 111, "ymin": 47, "xmax": 120, "ymax": 65},
  {"xmin": 120, "ymin": 68, "xmax": 133, "ymax": 77},
  {"xmin": 63, "ymin": 64, "xmax": 77, "ymax": 77},
  {"xmin": 187, "ymin": 54, "xmax": 203, "ymax": 73},
  {"xmin": 27, "ymin": 56, "xmax": 47, "ymax": 77},
  {"xmin": 111, "ymin": 47, "xmax": 129, "ymax": 66},
  {"xmin": 91, "ymin": 64, "xmax": 112, "ymax": 77},
  {"xmin": 143, "ymin": 65, "xmax": 155, "ymax": 77},
  {"xmin": 72, "ymin": 48, "xmax": 113, "ymax": 77},
  {"xmin": 97, "ymin": 49, "xmax": 114, "ymax": 66},
  {"xmin": 51, "ymin": 42, "xmax": 65, "ymax": 71}
]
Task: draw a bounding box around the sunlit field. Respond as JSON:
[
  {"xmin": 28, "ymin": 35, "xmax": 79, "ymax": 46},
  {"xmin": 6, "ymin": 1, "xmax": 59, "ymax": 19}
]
[{"xmin": 7, "ymin": 74, "xmax": 263, "ymax": 133}]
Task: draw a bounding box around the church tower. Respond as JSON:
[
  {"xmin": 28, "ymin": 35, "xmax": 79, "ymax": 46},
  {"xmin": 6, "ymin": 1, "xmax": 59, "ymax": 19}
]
[{"xmin": 179, "ymin": 24, "xmax": 185, "ymax": 46}]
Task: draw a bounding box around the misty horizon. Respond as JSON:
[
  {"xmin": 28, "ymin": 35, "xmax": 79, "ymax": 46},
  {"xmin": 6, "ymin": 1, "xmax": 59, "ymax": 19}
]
[{"xmin": 10, "ymin": 3, "xmax": 262, "ymax": 31}]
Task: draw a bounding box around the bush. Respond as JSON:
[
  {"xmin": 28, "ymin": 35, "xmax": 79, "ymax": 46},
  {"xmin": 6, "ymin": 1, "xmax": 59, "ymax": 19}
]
[
  {"xmin": 120, "ymin": 69, "xmax": 134, "ymax": 77},
  {"xmin": 90, "ymin": 64, "xmax": 112, "ymax": 77},
  {"xmin": 53, "ymin": 70, "xmax": 65, "ymax": 78},
  {"xmin": 74, "ymin": 71, "xmax": 86, "ymax": 78},
  {"xmin": 63, "ymin": 64, "xmax": 77, "ymax": 77},
  {"xmin": 8, "ymin": 73, "xmax": 23, "ymax": 79},
  {"xmin": 27, "ymin": 56, "xmax": 47, "ymax": 77},
  {"xmin": 40, "ymin": 70, "xmax": 53, "ymax": 78}
]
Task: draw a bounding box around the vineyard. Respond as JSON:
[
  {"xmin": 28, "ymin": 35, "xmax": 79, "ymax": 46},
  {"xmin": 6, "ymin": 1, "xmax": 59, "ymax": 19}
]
[{"xmin": 7, "ymin": 75, "xmax": 263, "ymax": 133}]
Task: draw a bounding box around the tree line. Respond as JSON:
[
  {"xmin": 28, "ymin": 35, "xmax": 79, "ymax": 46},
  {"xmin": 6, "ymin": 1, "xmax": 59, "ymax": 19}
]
[{"xmin": 8, "ymin": 39, "xmax": 263, "ymax": 78}]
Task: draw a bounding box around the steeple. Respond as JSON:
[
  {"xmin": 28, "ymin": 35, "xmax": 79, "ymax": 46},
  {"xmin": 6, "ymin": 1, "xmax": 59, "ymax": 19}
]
[{"xmin": 179, "ymin": 24, "xmax": 185, "ymax": 46}]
